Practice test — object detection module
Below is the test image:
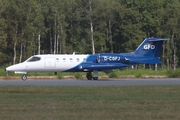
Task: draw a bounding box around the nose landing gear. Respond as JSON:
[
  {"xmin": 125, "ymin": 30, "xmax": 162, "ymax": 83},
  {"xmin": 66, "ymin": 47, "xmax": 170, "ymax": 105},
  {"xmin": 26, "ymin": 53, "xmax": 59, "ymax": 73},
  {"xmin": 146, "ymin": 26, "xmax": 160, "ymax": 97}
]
[{"xmin": 21, "ymin": 74, "xmax": 27, "ymax": 81}]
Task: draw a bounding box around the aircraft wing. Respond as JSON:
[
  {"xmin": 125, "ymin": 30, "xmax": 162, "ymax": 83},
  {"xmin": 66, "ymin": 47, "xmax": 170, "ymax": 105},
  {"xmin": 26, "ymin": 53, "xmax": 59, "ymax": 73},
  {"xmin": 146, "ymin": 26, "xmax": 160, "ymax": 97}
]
[{"xmin": 79, "ymin": 63, "xmax": 129, "ymax": 71}]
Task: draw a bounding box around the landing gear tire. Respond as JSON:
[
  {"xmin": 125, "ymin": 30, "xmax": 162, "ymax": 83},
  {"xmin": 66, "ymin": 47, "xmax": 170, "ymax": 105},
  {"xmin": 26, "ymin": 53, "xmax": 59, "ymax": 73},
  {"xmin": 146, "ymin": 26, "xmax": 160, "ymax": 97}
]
[
  {"xmin": 21, "ymin": 74, "xmax": 27, "ymax": 81},
  {"xmin": 87, "ymin": 76, "xmax": 92, "ymax": 80},
  {"xmin": 93, "ymin": 77, "xmax": 98, "ymax": 80},
  {"xmin": 86, "ymin": 72, "xmax": 92, "ymax": 80},
  {"xmin": 92, "ymin": 70, "xmax": 98, "ymax": 80}
]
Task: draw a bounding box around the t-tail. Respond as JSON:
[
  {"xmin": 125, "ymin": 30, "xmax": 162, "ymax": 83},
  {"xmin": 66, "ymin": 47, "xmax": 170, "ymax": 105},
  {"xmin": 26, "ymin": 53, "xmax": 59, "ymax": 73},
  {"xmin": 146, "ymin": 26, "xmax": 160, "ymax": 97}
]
[
  {"xmin": 134, "ymin": 37, "xmax": 168, "ymax": 57},
  {"xmin": 129, "ymin": 38, "xmax": 169, "ymax": 64}
]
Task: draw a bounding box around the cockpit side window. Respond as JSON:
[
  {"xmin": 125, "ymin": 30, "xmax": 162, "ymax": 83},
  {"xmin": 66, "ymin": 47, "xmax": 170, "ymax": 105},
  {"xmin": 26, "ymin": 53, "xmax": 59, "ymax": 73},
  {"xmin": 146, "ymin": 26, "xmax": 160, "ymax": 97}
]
[{"xmin": 27, "ymin": 57, "xmax": 41, "ymax": 62}]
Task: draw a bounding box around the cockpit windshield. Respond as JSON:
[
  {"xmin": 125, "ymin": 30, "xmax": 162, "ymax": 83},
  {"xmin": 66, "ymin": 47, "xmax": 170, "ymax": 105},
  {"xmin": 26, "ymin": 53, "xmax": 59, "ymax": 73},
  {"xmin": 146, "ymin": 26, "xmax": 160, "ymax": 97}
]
[{"xmin": 27, "ymin": 57, "xmax": 41, "ymax": 62}]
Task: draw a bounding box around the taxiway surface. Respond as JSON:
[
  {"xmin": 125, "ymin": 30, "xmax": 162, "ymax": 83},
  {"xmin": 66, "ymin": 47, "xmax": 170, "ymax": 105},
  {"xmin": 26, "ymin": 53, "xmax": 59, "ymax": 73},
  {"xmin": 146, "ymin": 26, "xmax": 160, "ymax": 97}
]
[{"xmin": 1, "ymin": 78, "xmax": 180, "ymax": 86}]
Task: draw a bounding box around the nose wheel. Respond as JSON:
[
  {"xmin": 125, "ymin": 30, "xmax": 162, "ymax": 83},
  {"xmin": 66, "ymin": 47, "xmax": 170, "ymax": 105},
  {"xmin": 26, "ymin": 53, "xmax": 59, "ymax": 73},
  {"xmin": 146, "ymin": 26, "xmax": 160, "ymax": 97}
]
[{"xmin": 21, "ymin": 74, "xmax": 27, "ymax": 81}]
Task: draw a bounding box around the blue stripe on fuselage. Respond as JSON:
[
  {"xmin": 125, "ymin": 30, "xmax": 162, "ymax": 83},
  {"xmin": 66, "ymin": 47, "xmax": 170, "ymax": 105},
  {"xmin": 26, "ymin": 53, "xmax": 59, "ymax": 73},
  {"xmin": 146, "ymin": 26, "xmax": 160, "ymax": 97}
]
[{"xmin": 64, "ymin": 53, "xmax": 131, "ymax": 72}]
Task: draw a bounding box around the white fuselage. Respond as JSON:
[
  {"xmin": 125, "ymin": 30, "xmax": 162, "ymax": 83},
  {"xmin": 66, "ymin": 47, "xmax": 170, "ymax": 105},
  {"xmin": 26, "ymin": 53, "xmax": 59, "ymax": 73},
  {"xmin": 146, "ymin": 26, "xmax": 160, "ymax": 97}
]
[{"xmin": 6, "ymin": 54, "xmax": 89, "ymax": 73}]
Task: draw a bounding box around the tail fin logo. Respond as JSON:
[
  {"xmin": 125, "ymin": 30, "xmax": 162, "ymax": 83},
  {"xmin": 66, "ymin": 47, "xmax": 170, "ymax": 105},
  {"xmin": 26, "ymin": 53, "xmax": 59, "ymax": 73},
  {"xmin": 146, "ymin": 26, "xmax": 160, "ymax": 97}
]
[{"xmin": 143, "ymin": 42, "xmax": 155, "ymax": 50}]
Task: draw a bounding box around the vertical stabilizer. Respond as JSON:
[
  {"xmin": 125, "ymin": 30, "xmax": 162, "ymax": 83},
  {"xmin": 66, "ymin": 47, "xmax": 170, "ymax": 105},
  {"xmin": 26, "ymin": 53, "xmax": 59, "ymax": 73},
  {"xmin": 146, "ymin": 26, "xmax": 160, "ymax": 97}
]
[{"xmin": 134, "ymin": 38, "xmax": 168, "ymax": 57}]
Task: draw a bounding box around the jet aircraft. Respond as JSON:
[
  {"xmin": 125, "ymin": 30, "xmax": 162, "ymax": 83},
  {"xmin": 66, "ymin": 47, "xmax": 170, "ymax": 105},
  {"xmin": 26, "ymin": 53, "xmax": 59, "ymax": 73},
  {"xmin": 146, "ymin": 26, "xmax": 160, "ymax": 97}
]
[{"xmin": 6, "ymin": 37, "xmax": 168, "ymax": 81}]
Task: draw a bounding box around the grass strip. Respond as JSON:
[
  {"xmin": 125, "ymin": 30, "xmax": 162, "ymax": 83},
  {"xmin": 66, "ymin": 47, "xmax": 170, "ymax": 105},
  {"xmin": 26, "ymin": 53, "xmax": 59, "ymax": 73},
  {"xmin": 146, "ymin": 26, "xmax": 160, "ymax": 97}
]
[{"xmin": 0, "ymin": 85, "xmax": 180, "ymax": 120}]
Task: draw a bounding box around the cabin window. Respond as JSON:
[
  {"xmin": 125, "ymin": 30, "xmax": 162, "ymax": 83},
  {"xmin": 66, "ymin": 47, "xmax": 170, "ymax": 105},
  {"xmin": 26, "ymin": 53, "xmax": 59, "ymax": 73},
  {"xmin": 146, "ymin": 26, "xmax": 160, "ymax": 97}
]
[
  {"xmin": 70, "ymin": 58, "xmax": 73, "ymax": 61},
  {"xmin": 83, "ymin": 58, "xmax": 86, "ymax": 62},
  {"xmin": 27, "ymin": 57, "xmax": 41, "ymax": 62},
  {"xmin": 76, "ymin": 58, "xmax": 80, "ymax": 62},
  {"xmin": 63, "ymin": 58, "xmax": 66, "ymax": 61}
]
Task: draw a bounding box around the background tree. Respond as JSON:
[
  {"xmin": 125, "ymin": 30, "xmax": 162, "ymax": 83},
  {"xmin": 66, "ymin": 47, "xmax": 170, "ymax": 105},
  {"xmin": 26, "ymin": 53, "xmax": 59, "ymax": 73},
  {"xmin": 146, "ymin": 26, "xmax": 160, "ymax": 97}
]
[
  {"xmin": 160, "ymin": 0, "xmax": 180, "ymax": 69},
  {"xmin": 0, "ymin": 0, "xmax": 180, "ymax": 70},
  {"xmin": 0, "ymin": 0, "xmax": 8, "ymax": 65}
]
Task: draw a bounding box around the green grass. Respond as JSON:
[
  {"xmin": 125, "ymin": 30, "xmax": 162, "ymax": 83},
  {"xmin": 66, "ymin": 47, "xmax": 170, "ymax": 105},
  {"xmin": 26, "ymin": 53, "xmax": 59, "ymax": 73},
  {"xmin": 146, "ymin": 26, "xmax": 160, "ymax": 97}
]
[
  {"xmin": 118, "ymin": 69, "xmax": 168, "ymax": 75},
  {"xmin": 1, "ymin": 86, "xmax": 180, "ymax": 120},
  {"xmin": 2, "ymin": 67, "xmax": 180, "ymax": 78},
  {"xmin": 108, "ymin": 69, "xmax": 169, "ymax": 78},
  {"xmin": 167, "ymin": 69, "xmax": 180, "ymax": 78}
]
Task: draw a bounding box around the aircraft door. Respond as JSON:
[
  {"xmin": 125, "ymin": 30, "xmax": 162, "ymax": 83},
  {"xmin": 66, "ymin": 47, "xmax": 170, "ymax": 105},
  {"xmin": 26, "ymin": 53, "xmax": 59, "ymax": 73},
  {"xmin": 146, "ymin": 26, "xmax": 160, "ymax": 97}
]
[
  {"xmin": 44, "ymin": 57, "xmax": 56, "ymax": 68},
  {"xmin": 97, "ymin": 54, "xmax": 105, "ymax": 63}
]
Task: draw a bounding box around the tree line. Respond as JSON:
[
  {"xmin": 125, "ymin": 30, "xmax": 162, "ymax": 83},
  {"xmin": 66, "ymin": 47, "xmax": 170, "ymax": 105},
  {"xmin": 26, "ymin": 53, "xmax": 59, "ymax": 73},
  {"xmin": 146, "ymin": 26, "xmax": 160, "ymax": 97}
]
[{"xmin": 0, "ymin": 0, "xmax": 180, "ymax": 70}]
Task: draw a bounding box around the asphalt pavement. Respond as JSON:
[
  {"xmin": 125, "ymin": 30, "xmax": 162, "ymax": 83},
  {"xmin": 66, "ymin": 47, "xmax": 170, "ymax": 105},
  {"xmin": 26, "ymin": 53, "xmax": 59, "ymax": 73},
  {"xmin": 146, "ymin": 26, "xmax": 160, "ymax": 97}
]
[{"xmin": 1, "ymin": 78, "xmax": 180, "ymax": 86}]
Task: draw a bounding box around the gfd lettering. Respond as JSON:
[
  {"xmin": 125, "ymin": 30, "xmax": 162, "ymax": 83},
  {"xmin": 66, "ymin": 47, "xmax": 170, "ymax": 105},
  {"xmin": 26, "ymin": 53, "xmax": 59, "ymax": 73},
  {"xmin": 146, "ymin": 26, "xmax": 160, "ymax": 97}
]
[
  {"xmin": 144, "ymin": 45, "xmax": 155, "ymax": 49},
  {"xmin": 103, "ymin": 56, "xmax": 120, "ymax": 61}
]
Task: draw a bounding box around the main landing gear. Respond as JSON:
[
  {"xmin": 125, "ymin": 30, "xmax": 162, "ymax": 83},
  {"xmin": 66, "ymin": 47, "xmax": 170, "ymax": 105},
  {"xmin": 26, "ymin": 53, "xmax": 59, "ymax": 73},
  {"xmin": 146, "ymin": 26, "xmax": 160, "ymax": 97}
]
[
  {"xmin": 21, "ymin": 74, "xmax": 27, "ymax": 81},
  {"xmin": 86, "ymin": 70, "xmax": 98, "ymax": 80}
]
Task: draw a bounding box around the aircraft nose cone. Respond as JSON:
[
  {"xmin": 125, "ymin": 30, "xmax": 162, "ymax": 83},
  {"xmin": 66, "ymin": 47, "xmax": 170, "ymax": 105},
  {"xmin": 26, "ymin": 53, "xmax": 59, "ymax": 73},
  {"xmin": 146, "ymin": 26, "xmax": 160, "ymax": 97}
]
[
  {"xmin": 6, "ymin": 63, "xmax": 26, "ymax": 72},
  {"xmin": 6, "ymin": 67, "xmax": 9, "ymax": 71},
  {"xmin": 6, "ymin": 65, "xmax": 16, "ymax": 72},
  {"xmin": 6, "ymin": 66, "xmax": 12, "ymax": 71}
]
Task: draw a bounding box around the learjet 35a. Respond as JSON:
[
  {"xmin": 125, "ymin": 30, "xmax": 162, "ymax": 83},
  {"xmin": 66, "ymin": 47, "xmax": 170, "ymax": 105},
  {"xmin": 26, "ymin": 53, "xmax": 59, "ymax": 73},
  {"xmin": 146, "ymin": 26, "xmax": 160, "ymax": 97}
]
[{"xmin": 6, "ymin": 37, "xmax": 168, "ymax": 81}]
